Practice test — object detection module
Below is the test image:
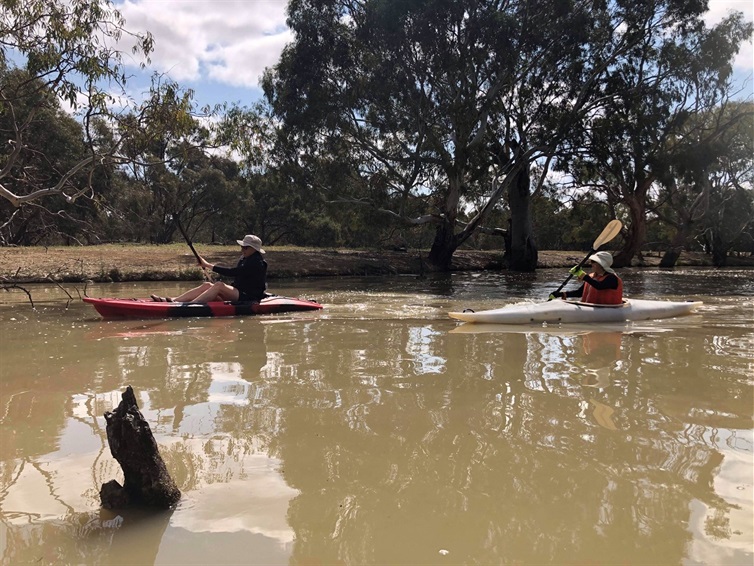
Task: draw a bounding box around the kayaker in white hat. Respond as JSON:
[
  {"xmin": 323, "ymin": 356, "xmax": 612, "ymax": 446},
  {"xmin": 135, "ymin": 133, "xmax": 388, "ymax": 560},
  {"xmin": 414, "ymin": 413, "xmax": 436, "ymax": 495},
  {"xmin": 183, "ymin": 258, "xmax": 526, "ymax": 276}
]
[
  {"xmin": 551, "ymin": 251, "xmax": 623, "ymax": 304},
  {"xmin": 151, "ymin": 234, "xmax": 267, "ymax": 303}
]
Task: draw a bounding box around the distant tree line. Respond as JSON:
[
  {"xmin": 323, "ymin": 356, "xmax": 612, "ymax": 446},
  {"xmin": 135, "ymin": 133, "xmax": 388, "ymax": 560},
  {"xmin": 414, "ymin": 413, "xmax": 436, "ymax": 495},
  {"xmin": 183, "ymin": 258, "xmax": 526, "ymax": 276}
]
[{"xmin": 1, "ymin": 0, "xmax": 752, "ymax": 268}]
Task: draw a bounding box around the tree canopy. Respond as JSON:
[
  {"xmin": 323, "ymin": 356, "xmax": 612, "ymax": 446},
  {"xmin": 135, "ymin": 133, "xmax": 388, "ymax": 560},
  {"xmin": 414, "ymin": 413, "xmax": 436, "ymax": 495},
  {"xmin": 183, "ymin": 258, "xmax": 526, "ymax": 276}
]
[
  {"xmin": 1, "ymin": 0, "xmax": 752, "ymax": 269},
  {"xmin": 260, "ymin": 0, "xmax": 752, "ymax": 269},
  {"xmin": 0, "ymin": 0, "xmax": 153, "ymax": 208}
]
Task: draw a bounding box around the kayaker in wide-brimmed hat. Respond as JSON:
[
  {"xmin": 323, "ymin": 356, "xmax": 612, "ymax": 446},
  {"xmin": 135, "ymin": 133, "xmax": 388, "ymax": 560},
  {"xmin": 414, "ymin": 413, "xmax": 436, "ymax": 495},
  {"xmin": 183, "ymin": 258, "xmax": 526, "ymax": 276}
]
[
  {"xmin": 551, "ymin": 251, "xmax": 623, "ymax": 304},
  {"xmin": 587, "ymin": 250, "xmax": 616, "ymax": 274},
  {"xmin": 151, "ymin": 234, "xmax": 268, "ymax": 303}
]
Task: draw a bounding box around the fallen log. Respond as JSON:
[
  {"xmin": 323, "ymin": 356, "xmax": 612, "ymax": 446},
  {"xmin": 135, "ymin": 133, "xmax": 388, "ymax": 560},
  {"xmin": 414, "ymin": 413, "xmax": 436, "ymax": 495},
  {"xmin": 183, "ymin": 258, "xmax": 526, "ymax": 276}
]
[{"xmin": 100, "ymin": 386, "xmax": 181, "ymax": 509}]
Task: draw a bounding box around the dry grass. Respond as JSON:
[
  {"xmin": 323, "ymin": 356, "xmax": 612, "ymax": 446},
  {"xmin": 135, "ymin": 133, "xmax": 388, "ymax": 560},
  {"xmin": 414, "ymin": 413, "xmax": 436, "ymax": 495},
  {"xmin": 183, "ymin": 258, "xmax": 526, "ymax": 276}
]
[{"xmin": 0, "ymin": 243, "xmax": 744, "ymax": 284}]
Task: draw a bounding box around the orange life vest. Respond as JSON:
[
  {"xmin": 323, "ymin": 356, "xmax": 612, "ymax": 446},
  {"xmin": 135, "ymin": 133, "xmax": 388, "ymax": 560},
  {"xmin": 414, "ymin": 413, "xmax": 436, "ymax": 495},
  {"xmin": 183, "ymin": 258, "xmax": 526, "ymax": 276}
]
[{"xmin": 582, "ymin": 273, "xmax": 623, "ymax": 305}]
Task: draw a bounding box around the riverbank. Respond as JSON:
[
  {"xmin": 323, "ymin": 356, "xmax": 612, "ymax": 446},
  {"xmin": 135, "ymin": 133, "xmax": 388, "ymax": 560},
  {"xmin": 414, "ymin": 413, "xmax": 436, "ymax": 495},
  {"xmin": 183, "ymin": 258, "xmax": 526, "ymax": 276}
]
[{"xmin": 0, "ymin": 244, "xmax": 751, "ymax": 284}]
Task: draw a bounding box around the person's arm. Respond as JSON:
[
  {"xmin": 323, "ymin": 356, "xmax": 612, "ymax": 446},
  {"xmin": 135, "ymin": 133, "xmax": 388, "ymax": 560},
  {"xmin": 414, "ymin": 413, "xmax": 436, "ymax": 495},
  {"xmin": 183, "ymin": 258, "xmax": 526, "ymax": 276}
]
[
  {"xmin": 197, "ymin": 256, "xmax": 213, "ymax": 270},
  {"xmin": 212, "ymin": 263, "xmax": 236, "ymax": 276},
  {"xmin": 214, "ymin": 257, "xmax": 267, "ymax": 292},
  {"xmin": 562, "ymin": 283, "xmax": 585, "ymax": 299},
  {"xmin": 582, "ymin": 273, "xmax": 619, "ymax": 290}
]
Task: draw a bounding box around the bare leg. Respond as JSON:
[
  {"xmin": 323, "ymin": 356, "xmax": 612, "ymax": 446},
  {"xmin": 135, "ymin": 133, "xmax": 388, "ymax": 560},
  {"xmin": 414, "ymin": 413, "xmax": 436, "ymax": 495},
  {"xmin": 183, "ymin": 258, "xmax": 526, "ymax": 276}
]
[
  {"xmin": 171, "ymin": 282, "xmax": 213, "ymax": 302},
  {"xmin": 188, "ymin": 282, "xmax": 240, "ymax": 303}
]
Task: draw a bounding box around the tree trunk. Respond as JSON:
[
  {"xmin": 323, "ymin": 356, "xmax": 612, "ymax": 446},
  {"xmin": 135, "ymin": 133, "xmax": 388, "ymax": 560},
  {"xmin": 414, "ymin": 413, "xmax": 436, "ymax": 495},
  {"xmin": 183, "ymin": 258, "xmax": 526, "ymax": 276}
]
[
  {"xmin": 659, "ymin": 226, "xmax": 690, "ymax": 268},
  {"xmin": 712, "ymin": 248, "xmax": 728, "ymax": 266},
  {"xmin": 710, "ymin": 232, "xmax": 729, "ymax": 267},
  {"xmin": 613, "ymin": 194, "xmax": 647, "ymax": 268},
  {"xmin": 659, "ymin": 249, "xmax": 681, "ymax": 268},
  {"xmin": 504, "ymin": 166, "xmax": 537, "ymax": 271},
  {"xmin": 100, "ymin": 386, "xmax": 181, "ymax": 510},
  {"xmin": 427, "ymin": 218, "xmax": 458, "ymax": 270},
  {"xmin": 427, "ymin": 175, "xmax": 462, "ymax": 270}
]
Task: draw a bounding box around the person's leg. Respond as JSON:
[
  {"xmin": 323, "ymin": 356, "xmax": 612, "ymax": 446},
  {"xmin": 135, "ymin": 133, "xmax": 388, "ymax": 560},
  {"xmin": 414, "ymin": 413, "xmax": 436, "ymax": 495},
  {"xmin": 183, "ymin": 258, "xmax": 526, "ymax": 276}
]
[
  {"xmin": 171, "ymin": 282, "xmax": 213, "ymax": 302},
  {"xmin": 188, "ymin": 282, "xmax": 239, "ymax": 303}
]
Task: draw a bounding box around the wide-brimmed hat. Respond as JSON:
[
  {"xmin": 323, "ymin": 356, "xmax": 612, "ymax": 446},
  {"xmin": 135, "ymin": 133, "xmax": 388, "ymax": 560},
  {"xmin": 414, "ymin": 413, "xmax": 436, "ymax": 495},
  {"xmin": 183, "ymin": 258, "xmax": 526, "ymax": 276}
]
[
  {"xmin": 236, "ymin": 234, "xmax": 265, "ymax": 254},
  {"xmin": 588, "ymin": 251, "xmax": 615, "ymax": 274}
]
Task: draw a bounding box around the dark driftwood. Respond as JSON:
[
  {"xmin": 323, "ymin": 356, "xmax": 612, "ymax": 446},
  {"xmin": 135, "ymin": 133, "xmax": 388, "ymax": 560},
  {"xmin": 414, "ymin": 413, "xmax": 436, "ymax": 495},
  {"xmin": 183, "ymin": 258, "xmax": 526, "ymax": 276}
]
[{"xmin": 100, "ymin": 386, "xmax": 181, "ymax": 509}]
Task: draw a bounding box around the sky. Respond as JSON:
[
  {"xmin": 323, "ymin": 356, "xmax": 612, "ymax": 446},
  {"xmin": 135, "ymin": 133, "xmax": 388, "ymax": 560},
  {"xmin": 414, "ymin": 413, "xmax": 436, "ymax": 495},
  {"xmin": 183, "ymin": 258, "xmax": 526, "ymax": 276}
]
[
  {"xmin": 116, "ymin": 0, "xmax": 291, "ymax": 109},
  {"xmin": 113, "ymin": 0, "xmax": 753, "ymax": 110}
]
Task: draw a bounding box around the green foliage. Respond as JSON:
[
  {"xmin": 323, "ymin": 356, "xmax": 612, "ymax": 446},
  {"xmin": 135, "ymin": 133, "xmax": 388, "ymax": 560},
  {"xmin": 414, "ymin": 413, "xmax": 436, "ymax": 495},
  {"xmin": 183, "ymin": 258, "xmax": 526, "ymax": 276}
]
[
  {"xmin": 531, "ymin": 192, "xmax": 563, "ymax": 250},
  {"xmin": 1, "ymin": 0, "xmax": 152, "ymax": 111},
  {"xmin": 555, "ymin": 2, "xmax": 753, "ymax": 265},
  {"xmin": 0, "ymin": 0, "xmax": 154, "ymax": 242},
  {"xmin": 701, "ymin": 104, "xmax": 754, "ymax": 263},
  {"xmin": 0, "ymin": 69, "xmax": 105, "ymax": 243},
  {"xmin": 214, "ymin": 103, "xmax": 408, "ymax": 249},
  {"xmin": 263, "ymin": 0, "xmax": 753, "ymax": 268},
  {"xmin": 1, "ymin": 0, "xmax": 752, "ymax": 268}
]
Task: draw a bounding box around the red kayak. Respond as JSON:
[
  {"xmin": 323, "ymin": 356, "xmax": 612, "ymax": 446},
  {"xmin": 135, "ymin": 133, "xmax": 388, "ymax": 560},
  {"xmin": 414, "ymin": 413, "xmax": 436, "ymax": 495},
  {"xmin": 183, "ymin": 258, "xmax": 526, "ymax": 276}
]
[{"xmin": 84, "ymin": 295, "xmax": 323, "ymax": 319}]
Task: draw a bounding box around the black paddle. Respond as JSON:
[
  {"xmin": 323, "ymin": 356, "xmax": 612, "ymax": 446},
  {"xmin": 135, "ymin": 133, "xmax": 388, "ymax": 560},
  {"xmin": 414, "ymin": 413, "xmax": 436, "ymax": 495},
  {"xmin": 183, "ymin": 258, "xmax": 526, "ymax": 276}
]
[
  {"xmin": 174, "ymin": 216, "xmax": 210, "ymax": 280},
  {"xmin": 175, "ymin": 217, "xmax": 201, "ymax": 264},
  {"xmin": 549, "ymin": 219, "xmax": 623, "ymax": 300}
]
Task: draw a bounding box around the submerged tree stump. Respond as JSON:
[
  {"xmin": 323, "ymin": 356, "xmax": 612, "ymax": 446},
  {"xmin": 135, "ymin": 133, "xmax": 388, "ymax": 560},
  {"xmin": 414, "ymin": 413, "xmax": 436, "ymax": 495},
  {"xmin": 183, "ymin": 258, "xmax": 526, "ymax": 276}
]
[{"xmin": 100, "ymin": 386, "xmax": 181, "ymax": 509}]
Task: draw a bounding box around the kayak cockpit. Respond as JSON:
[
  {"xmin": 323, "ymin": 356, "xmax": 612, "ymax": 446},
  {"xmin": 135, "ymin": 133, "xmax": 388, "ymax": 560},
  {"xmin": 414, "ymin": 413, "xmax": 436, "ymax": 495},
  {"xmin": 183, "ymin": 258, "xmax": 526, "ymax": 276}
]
[{"xmin": 565, "ymin": 299, "xmax": 628, "ymax": 308}]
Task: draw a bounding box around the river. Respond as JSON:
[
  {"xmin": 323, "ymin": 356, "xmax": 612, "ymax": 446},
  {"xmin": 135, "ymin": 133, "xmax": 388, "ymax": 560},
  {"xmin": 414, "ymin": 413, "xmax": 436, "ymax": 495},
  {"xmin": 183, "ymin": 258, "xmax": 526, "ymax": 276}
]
[{"xmin": 1, "ymin": 268, "xmax": 752, "ymax": 565}]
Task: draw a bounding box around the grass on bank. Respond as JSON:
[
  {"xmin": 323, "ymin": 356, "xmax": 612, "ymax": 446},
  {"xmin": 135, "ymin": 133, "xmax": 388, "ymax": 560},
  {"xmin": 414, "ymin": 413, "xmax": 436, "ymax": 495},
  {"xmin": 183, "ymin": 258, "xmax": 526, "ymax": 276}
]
[{"xmin": 0, "ymin": 243, "xmax": 750, "ymax": 284}]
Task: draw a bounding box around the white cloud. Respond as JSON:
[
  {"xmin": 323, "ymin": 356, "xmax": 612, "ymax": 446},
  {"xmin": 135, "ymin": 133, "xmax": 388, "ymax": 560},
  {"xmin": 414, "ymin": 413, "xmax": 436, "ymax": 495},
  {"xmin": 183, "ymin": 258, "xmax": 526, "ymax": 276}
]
[
  {"xmin": 116, "ymin": 0, "xmax": 290, "ymax": 87},
  {"xmin": 705, "ymin": 0, "xmax": 753, "ymax": 24},
  {"xmin": 705, "ymin": 0, "xmax": 754, "ymax": 74},
  {"xmin": 205, "ymin": 28, "xmax": 294, "ymax": 87},
  {"xmin": 112, "ymin": 0, "xmax": 752, "ymax": 107}
]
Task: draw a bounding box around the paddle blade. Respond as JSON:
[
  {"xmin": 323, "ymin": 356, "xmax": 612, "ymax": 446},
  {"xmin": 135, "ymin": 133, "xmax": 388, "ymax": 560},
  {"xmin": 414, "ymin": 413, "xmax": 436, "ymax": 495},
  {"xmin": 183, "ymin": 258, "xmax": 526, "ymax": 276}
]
[{"xmin": 592, "ymin": 219, "xmax": 622, "ymax": 250}]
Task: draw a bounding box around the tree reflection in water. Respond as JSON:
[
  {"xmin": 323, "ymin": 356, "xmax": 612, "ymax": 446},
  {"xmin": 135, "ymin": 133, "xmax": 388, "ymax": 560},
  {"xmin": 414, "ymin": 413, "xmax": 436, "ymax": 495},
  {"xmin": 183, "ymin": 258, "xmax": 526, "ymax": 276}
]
[{"xmin": 0, "ymin": 293, "xmax": 751, "ymax": 564}]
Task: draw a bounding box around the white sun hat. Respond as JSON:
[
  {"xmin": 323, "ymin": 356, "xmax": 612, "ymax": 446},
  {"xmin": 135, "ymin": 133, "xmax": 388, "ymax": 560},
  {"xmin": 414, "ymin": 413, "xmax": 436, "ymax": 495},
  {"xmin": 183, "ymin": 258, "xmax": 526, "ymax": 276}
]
[
  {"xmin": 588, "ymin": 251, "xmax": 615, "ymax": 273},
  {"xmin": 236, "ymin": 234, "xmax": 265, "ymax": 254}
]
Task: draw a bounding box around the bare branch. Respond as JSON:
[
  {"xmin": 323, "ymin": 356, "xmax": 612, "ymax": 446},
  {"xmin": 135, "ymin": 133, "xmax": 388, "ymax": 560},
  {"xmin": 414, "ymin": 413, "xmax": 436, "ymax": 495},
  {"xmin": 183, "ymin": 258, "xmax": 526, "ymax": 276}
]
[
  {"xmin": 0, "ymin": 284, "xmax": 35, "ymax": 308},
  {"xmin": 326, "ymin": 198, "xmax": 442, "ymax": 225}
]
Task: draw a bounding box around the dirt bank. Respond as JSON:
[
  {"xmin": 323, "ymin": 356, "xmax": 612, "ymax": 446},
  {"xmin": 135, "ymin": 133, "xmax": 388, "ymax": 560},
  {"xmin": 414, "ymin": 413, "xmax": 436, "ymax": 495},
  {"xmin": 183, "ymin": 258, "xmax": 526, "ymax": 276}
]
[{"xmin": 0, "ymin": 244, "xmax": 750, "ymax": 284}]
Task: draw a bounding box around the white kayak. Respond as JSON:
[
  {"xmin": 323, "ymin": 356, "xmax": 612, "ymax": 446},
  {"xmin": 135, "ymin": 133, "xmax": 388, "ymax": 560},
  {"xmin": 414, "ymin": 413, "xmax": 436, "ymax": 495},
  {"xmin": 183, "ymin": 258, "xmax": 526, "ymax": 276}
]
[{"xmin": 448, "ymin": 299, "xmax": 703, "ymax": 325}]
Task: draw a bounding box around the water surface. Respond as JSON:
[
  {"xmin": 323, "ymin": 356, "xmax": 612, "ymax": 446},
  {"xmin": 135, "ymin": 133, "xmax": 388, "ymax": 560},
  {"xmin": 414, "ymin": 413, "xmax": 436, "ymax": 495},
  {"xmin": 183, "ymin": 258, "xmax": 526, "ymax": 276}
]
[{"xmin": 1, "ymin": 268, "xmax": 752, "ymax": 564}]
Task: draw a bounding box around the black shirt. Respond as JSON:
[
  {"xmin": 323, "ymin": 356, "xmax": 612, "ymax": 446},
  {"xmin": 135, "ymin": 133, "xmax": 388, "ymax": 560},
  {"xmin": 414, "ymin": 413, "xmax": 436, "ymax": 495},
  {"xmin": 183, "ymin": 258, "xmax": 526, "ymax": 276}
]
[{"xmin": 212, "ymin": 252, "xmax": 267, "ymax": 301}]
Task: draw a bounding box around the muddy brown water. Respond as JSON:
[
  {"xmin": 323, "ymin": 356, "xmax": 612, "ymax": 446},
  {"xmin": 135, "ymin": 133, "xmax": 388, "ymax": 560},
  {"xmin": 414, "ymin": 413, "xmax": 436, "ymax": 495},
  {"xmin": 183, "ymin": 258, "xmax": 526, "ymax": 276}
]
[{"xmin": 1, "ymin": 268, "xmax": 752, "ymax": 565}]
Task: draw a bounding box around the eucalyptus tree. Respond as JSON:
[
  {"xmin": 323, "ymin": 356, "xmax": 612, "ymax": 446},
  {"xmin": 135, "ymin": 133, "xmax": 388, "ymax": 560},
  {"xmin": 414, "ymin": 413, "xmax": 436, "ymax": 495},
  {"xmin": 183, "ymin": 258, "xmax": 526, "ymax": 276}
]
[
  {"xmin": 556, "ymin": 7, "xmax": 752, "ymax": 267},
  {"xmin": 654, "ymin": 102, "xmax": 754, "ymax": 267},
  {"xmin": 263, "ymin": 0, "xmax": 602, "ymax": 269},
  {"xmin": 0, "ymin": 69, "xmax": 94, "ymax": 243},
  {"xmin": 218, "ymin": 101, "xmax": 378, "ymax": 247},
  {"xmin": 263, "ymin": 0, "xmax": 737, "ymax": 270},
  {"xmin": 703, "ymin": 179, "xmax": 754, "ymax": 266},
  {"xmin": 698, "ymin": 103, "xmax": 754, "ymax": 266},
  {"xmin": 215, "ymin": 103, "xmax": 310, "ymax": 245},
  {"xmin": 0, "ymin": 0, "xmax": 153, "ymax": 216},
  {"xmin": 111, "ymin": 80, "xmax": 248, "ymax": 244}
]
